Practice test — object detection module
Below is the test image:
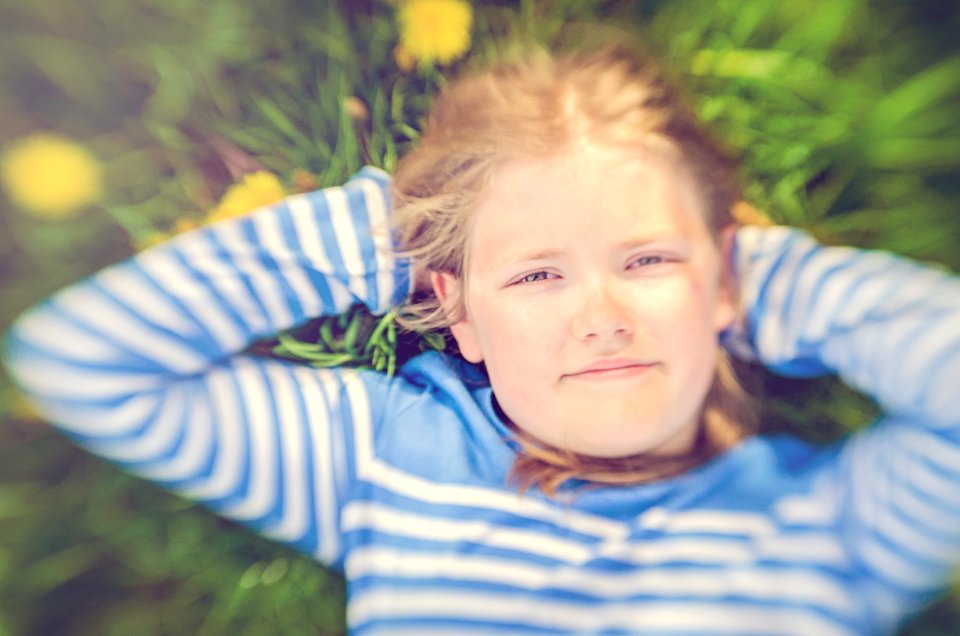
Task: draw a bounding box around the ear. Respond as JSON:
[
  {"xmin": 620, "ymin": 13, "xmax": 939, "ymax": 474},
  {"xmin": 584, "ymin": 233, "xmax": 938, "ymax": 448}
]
[
  {"xmin": 430, "ymin": 271, "xmax": 484, "ymax": 363},
  {"xmin": 713, "ymin": 226, "xmax": 739, "ymax": 332}
]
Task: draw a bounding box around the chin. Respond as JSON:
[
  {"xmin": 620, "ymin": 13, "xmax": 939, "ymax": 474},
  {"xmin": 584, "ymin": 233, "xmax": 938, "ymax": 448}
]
[
  {"xmin": 570, "ymin": 420, "xmax": 693, "ymax": 459},
  {"xmin": 567, "ymin": 431, "xmax": 660, "ymax": 459}
]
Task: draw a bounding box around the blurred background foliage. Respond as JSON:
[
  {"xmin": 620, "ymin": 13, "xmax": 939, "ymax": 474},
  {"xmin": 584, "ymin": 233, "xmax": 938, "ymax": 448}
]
[{"xmin": 1, "ymin": 0, "xmax": 958, "ymax": 634}]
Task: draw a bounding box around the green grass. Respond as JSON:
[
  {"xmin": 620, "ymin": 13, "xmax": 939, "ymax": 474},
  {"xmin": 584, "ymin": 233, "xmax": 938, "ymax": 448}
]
[{"xmin": 1, "ymin": 0, "xmax": 958, "ymax": 633}]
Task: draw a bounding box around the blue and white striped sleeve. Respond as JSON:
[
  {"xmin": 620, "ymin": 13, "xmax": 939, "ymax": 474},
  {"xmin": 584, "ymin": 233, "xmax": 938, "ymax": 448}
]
[
  {"xmin": 1, "ymin": 166, "xmax": 410, "ymax": 567},
  {"xmin": 733, "ymin": 225, "xmax": 959, "ymax": 425},
  {"xmin": 732, "ymin": 225, "xmax": 960, "ymax": 619}
]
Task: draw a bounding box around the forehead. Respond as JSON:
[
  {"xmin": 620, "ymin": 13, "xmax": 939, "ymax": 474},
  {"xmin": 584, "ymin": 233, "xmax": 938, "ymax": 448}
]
[{"xmin": 466, "ymin": 144, "xmax": 709, "ymax": 270}]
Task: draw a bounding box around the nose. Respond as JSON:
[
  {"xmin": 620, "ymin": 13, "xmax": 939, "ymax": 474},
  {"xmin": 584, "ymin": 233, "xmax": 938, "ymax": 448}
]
[{"xmin": 571, "ymin": 281, "xmax": 635, "ymax": 343}]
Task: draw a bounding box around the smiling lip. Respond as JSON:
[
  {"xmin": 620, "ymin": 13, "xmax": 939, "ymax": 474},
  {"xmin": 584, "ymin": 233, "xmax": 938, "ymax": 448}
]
[{"xmin": 564, "ymin": 359, "xmax": 658, "ymax": 380}]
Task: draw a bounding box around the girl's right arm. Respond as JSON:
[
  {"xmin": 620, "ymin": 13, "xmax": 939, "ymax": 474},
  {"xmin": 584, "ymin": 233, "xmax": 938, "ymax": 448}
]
[{"xmin": 2, "ymin": 166, "xmax": 410, "ymax": 568}]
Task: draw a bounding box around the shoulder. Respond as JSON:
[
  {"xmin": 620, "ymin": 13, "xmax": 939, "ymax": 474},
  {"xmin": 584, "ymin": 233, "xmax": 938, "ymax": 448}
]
[
  {"xmin": 691, "ymin": 434, "xmax": 839, "ymax": 512},
  {"xmin": 359, "ymin": 351, "xmax": 515, "ymax": 486}
]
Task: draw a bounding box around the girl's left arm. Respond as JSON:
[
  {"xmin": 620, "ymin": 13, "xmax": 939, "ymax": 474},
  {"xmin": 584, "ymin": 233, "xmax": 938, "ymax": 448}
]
[{"xmin": 731, "ymin": 225, "xmax": 960, "ymax": 618}]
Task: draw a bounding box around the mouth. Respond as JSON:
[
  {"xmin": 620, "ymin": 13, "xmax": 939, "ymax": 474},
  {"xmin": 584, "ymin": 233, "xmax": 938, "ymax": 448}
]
[{"xmin": 563, "ymin": 360, "xmax": 659, "ymax": 381}]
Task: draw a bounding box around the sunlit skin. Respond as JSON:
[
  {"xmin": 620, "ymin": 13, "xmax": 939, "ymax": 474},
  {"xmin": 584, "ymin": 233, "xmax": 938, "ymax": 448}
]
[{"xmin": 432, "ymin": 141, "xmax": 736, "ymax": 459}]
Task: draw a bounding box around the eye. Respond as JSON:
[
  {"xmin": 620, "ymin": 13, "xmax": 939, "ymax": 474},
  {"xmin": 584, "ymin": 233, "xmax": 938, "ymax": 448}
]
[
  {"xmin": 514, "ymin": 271, "xmax": 557, "ymax": 285},
  {"xmin": 628, "ymin": 255, "xmax": 665, "ymax": 269}
]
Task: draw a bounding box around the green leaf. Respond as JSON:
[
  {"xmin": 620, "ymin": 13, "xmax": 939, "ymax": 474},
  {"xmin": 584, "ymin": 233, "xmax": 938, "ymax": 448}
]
[
  {"xmin": 251, "ymin": 96, "xmax": 301, "ymax": 141},
  {"xmin": 869, "ymin": 57, "xmax": 960, "ymax": 130},
  {"xmin": 690, "ymin": 48, "xmax": 791, "ymax": 79}
]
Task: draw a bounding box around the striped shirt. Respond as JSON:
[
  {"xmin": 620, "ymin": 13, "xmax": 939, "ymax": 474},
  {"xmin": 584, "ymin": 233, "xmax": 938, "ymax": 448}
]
[{"xmin": 4, "ymin": 167, "xmax": 960, "ymax": 635}]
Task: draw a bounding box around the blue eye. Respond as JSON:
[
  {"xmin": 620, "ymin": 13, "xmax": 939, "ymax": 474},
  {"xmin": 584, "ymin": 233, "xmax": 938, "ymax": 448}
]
[
  {"xmin": 629, "ymin": 255, "xmax": 665, "ymax": 268},
  {"xmin": 517, "ymin": 271, "xmax": 556, "ymax": 284}
]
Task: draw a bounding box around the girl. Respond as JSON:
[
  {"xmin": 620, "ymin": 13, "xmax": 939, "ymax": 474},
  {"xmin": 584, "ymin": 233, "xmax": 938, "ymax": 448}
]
[{"xmin": 5, "ymin": 45, "xmax": 960, "ymax": 635}]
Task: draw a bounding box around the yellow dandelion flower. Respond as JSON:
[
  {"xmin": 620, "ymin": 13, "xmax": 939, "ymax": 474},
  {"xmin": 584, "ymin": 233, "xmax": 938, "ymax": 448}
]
[
  {"xmin": 291, "ymin": 168, "xmax": 318, "ymax": 194},
  {"xmin": 731, "ymin": 201, "xmax": 774, "ymax": 226},
  {"xmin": 343, "ymin": 96, "xmax": 369, "ymax": 122},
  {"xmin": 136, "ymin": 230, "xmax": 172, "ymax": 250},
  {"xmin": 139, "ymin": 174, "xmax": 284, "ymax": 251},
  {"xmin": 207, "ymin": 171, "xmax": 286, "ymax": 223},
  {"xmin": 393, "ymin": 43, "xmax": 417, "ymax": 72},
  {"xmin": 172, "ymin": 217, "xmax": 200, "ymax": 234},
  {"xmin": 135, "ymin": 217, "xmax": 201, "ymax": 251},
  {"xmin": 397, "ymin": 0, "xmax": 473, "ymax": 66},
  {"xmin": 1, "ymin": 133, "xmax": 103, "ymax": 218}
]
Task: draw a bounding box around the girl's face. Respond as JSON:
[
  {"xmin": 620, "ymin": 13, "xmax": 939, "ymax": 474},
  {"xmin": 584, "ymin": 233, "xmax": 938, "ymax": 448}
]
[{"xmin": 432, "ymin": 142, "xmax": 736, "ymax": 459}]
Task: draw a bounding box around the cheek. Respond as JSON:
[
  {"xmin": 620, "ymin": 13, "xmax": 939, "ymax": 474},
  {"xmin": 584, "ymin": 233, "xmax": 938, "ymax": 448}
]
[
  {"xmin": 683, "ymin": 262, "xmax": 726, "ymax": 316},
  {"xmin": 642, "ymin": 276, "xmax": 708, "ymax": 316},
  {"xmin": 473, "ymin": 301, "xmax": 560, "ymax": 421},
  {"xmin": 470, "ymin": 295, "xmax": 566, "ymax": 394},
  {"xmin": 643, "ymin": 277, "xmax": 722, "ymax": 345},
  {"xmin": 478, "ymin": 300, "xmax": 559, "ymax": 356}
]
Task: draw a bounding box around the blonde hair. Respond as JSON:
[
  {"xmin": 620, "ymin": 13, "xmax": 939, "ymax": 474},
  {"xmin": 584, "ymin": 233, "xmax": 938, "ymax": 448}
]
[{"xmin": 393, "ymin": 43, "xmax": 758, "ymax": 496}]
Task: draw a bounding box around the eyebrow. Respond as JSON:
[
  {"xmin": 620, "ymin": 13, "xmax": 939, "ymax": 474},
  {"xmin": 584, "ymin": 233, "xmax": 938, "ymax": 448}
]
[
  {"xmin": 491, "ymin": 237, "xmax": 678, "ymax": 271},
  {"xmin": 487, "ymin": 248, "xmax": 564, "ymax": 273}
]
